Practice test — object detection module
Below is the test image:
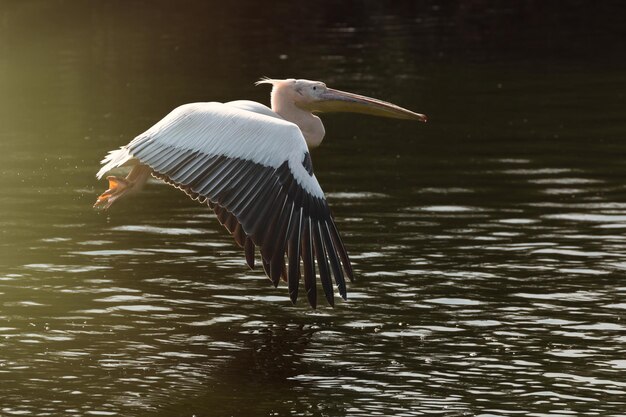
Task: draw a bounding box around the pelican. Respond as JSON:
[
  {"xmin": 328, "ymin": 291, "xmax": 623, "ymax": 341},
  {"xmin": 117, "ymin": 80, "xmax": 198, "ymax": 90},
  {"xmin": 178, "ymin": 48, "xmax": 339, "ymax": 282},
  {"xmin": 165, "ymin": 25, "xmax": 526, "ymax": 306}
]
[{"xmin": 94, "ymin": 78, "xmax": 427, "ymax": 308}]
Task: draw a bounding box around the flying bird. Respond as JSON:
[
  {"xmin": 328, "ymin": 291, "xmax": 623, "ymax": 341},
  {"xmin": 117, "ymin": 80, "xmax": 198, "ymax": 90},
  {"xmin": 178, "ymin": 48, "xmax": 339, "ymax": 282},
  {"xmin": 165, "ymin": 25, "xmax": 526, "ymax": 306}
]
[{"xmin": 94, "ymin": 78, "xmax": 427, "ymax": 308}]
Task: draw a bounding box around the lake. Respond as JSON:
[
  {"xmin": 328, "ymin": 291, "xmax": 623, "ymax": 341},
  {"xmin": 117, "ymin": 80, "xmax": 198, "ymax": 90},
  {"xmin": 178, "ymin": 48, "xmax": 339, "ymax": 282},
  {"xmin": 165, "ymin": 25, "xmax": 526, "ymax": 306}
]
[{"xmin": 1, "ymin": 1, "xmax": 625, "ymax": 416}]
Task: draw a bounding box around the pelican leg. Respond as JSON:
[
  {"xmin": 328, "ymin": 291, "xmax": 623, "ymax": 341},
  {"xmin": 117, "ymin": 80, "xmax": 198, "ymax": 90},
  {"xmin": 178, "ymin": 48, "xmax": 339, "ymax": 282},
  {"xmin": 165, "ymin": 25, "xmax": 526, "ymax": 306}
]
[{"xmin": 93, "ymin": 164, "xmax": 152, "ymax": 210}]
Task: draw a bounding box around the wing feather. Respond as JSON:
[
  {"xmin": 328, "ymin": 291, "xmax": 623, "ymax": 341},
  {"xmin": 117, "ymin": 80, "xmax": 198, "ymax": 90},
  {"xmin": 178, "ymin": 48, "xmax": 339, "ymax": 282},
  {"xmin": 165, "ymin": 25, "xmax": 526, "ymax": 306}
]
[
  {"xmin": 301, "ymin": 218, "xmax": 317, "ymax": 308},
  {"xmin": 173, "ymin": 153, "xmax": 214, "ymax": 184},
  {"xmin": 97, "ymin": 101, "xmax": 352, "ymax": 308},
  {"xmin": 150, "ymin": 147, "xmax": 189, "ymax": 173},
  {"xmin": 244, "ymin": 237, "xmax": 255, "ymax": 269},
  {"xmin": 287, "ymin": 207, "xmax": 303, "ymax": 304},
  {"xmin": 321, "ymin": 221, "xmax": 346, "ymax": 299},
  {"xmin": 312, "ymin": 220, "xmax": 333, "ymax": 307}
]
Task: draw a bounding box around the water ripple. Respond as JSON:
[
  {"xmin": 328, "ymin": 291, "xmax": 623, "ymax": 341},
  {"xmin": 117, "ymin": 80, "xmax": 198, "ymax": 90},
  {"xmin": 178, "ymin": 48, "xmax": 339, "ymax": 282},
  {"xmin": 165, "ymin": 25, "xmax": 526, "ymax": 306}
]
[{"xmin": 110, "ymin": 225, "xmax": 211, "ymax": 235}]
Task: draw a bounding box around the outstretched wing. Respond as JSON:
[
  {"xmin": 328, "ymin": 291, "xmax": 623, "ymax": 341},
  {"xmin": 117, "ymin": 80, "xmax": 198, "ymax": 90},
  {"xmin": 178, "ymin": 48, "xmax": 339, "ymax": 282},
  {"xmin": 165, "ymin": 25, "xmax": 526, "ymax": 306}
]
[{"xmin": 98, "ymin": 102, "xmax": 353, "ymax": 308}]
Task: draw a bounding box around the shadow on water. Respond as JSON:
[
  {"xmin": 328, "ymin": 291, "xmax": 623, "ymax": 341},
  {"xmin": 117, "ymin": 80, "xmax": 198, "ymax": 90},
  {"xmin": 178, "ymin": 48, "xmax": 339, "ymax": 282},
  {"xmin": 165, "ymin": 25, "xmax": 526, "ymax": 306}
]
[
  {"xmin": 1, "ymin": 1, "xmax": 626, "ymax": 416},
  {"xmin": 159, "ymin": 325, "xmax": 325, "ymax": 417}
]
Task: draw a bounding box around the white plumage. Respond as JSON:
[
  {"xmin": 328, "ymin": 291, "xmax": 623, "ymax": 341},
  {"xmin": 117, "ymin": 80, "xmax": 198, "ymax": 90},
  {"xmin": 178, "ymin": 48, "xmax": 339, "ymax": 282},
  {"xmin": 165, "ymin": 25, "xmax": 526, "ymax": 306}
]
[
  {"xmin": 95, "ymin": 78, "xmax": 426, "ymax": 308},
  {"xmin": 98, "ymin": 102, "xmax": 324, "ymax": 199}
]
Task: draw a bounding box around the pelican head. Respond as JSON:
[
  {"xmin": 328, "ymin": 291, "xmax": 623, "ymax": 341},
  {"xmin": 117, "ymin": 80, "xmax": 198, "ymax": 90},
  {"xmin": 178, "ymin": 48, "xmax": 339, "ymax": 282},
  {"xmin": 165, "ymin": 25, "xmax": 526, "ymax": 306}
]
[
  {"xmin": 256, "ymin": 78, "xmax": 427, "ymax": 122},
  {"xmin": 256, "ymin": 78, "xmax": 426, "ymax": 148}
]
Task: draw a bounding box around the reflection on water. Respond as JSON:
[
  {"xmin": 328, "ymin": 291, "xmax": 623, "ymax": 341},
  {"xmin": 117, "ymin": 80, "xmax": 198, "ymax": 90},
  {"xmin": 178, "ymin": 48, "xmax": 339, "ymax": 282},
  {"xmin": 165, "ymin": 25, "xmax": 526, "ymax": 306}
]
[
  {"xmin": 3, "ymin": 157, "xmax": 626, "ymax": 416},
  {"xmin": 2, "ymin": 1, "xmax": 626, "ymax": 416}
]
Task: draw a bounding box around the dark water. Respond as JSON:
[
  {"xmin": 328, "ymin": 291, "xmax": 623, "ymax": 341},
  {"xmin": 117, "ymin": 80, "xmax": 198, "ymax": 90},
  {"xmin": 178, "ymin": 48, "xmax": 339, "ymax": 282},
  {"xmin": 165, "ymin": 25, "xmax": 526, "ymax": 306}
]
[{"xmin": 1, "ymin": 1, "xmax": 626, "ymax": 416}]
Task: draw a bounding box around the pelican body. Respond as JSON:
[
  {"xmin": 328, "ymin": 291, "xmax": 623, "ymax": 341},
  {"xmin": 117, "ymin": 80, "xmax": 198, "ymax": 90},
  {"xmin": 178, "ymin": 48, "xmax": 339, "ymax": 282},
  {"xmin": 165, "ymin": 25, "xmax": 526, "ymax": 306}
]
[{"xmin": 95, "ymin": 78, "xmax": 427, "ymax": 308}]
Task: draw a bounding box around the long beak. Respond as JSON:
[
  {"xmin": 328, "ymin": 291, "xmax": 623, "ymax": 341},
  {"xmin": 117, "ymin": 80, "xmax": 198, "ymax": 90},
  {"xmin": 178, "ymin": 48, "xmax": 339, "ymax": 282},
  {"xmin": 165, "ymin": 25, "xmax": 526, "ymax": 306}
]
[{"xmin": 305, "ymin": 88, "xmax": 427, "ymax": 122}]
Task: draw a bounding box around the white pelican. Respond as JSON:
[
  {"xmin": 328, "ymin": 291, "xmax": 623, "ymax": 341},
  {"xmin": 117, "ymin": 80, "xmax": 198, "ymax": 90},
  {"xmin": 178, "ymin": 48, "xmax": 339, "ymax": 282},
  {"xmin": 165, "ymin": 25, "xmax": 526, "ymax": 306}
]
[{"xmin": 95, "ymin": 78, "xmax": 427, "ymax": 308}]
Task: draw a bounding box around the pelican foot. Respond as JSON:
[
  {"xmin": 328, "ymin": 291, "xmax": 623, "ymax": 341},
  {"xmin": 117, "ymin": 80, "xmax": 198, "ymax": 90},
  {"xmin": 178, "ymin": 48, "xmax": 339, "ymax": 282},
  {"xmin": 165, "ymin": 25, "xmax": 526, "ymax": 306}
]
[{"xmin": 93, "ymin": 176, "xmax": 131, "ymax": 210}]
